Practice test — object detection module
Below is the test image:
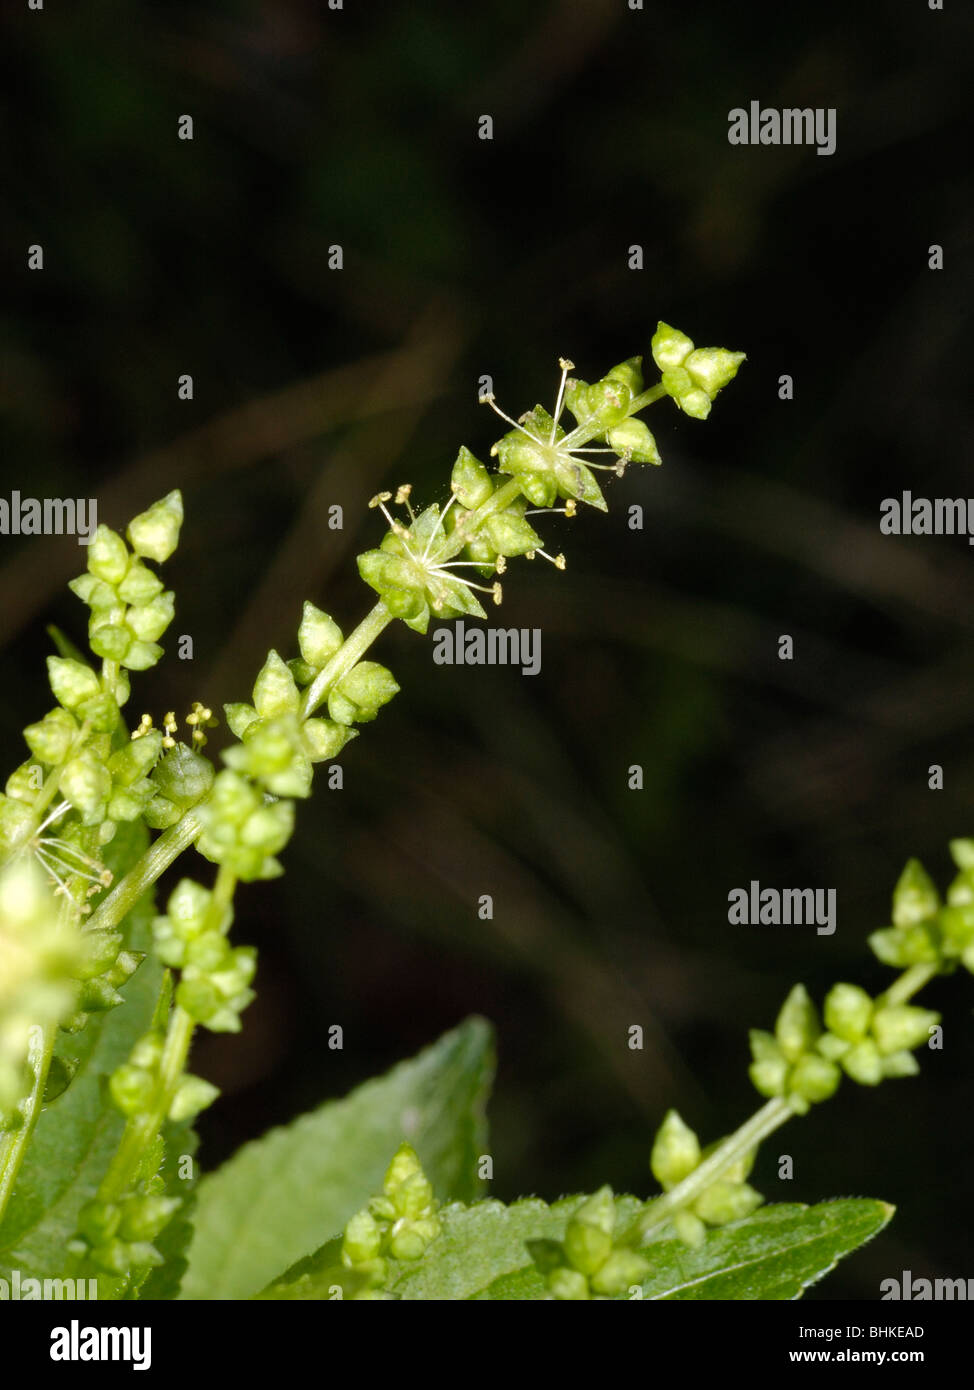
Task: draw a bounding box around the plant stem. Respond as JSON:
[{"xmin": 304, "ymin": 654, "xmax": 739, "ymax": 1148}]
[
  {"xmin": 622, "ymin": 1097, "xmax": 795, "ymax": 1248},
  {"xmin": 96, "ymin": 864, "xmax": 238, "ymax": 1209},
  {"xmin": 0, "ymin": 1022, "xmax": 58, "ymax": 1227},
  {"xmin": 878, "ymin": 962, "xmax": 938, "ymax": 1007},
  {"xmin": 301, "ymin": 601, "xmax": 395, "ymax": 720},
  {"xmin": 84, "ymin": 811, "xmax": 203, "ymax": 937}
]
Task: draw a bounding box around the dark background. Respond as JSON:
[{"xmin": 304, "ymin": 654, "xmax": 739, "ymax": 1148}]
[{"xmin": 2, "ymin": 0, "xmax": 972, "ymax": 1298}]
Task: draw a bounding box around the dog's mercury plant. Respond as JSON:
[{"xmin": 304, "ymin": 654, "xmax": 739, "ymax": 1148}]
[{"xmin": 0, "ymin": 325, "xmax": 966, "ymax": 1300}]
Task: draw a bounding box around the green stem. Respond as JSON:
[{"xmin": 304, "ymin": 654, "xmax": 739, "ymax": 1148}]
[
  {"xmin": 0, "ymin": 1022, "xmax": 58, "ymax": 1228},
  {"xmin": 301, "ymin": 602, "xmax": 395, "ymax": 720},
  {"xmin": 84, "ymin": 811, "xmax": 203, "ymax": 937},
  {"xmin": 97, "ymin": 865, "xmax": 237, "ymax": 1210},
  {"xmin": 622, "ymin": 1097, "xmax": 794, "ymax": 1248},
  {"xmin": 878, "ymin": 962, "xmax": 938, "ymax": 1007}
]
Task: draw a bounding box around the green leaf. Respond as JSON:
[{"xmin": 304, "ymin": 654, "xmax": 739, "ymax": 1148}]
[
  {"xmin": 388, "ymin": 1196, "xmax": 893, "ymax": 1300},
  {"xmin": 181, "ymin": 1016, "xmax": 494, "ymax": 1300},
  {"xmin": 0, "ymin": 822, "xmax": 166, "ymax": 1284}
]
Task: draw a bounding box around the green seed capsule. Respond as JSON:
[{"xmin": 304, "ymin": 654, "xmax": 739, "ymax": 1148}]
[
  {"xmin": 871, "ymin": 1004, "xmax": 939, "ymax": 1055},
  {"xmin": 775, "ymin": 984, "xmax": 820, "ymax": 1063}
]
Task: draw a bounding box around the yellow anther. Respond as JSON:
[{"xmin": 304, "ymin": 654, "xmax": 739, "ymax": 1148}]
[
  {"xmin": 564, "ymin": 499, "xmax": 577, "ymax": 518},
  {"xmin": 554, "ymin": 554, "xmax": 566, "ymax": 571},
  {"xmin": 495, "ymin": 555, "xmax": 507, "ymax": 575},
  {"xmin": 492, "ymin": 582, "xmax": 503, "ymax": 606},
  {"xmin": 525, "ymin": 550, "xmax": 536, "ymax": 560},
  {"xmin": 558, "ymin": 357, "xmax": 576, "ymax": 372},
  {"xmin": 368, "ymin": 491, "xmax": 393, "ymax": 509},
  {"xmin": 131, "ymin": 713, "xmax": 154, "ymax": 741},
  {"xmin": 395, "ymin": 484, "xmax": 413, "ymax": 504}
]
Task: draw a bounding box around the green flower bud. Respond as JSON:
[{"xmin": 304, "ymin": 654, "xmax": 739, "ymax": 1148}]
[
  {"xmin": 548, "ymin": 1267, "xmax": 590, "ymax": 1300},
  {"xmin": 673, "ymin": 1210, "xmax": 707, "ymax": 1247},
  {"xmin": 75, "ymin": 929, "xmax": 124, "ymax": 980},
  {"xmin": 606, "ymin": 418, "xmax": 661, "ymax": 464},
  {"xmin": 949, "ymin": 838, "xmax": 974, "ymax": 870},
  {"xmin": 563, "ymin": 377, "xmax": 593, "ymax": 425},
  {"xmin": 129, "ymin": 1032, "xmax": 165, "ymax": 1070},
  {"xmin": 88, "ymin": 620, "xmax": 132, "ymax": 663},
  {"xmin": 789, "ymin": 1052, "xmax": 841, "ymax": 1104},
  {"xmin": 775, "ymin": 985, "xmax": 820, "ymax": 1063},
  {"xmin": 79, "ymin": 977, "xmax": 124, "ymax": 1012},
  {"xmin": 118, "ymin": 1195, "xmax": 181, "ymax": 1242},
  {"xmin": 69, "ymin": 573, "xmax": 119, "ymax": 610},
  {"xmin": 383, "ymin": 1141, "xmax": 425, "ymax": 1193},
  {"xmin": 126, "ymin": 490, "xmax": 183, "ymax": 563},
  {"xmin": 5, "ymin": 761, "xmax": 41, "ymax": 804},
  {"xmin": 43, "ymin": 1054, "xmax": 78, "ymax": 1103},
  {"xmin": 59, "ymin": 751, "xmax": 111, "ymax": 820},
  {"xmin": 120, "ymin": 639, "xmax": 164, "ymax": 671},
  {"xmin": 87, "ymin": 526, "xmax": 130, "ymax": 585},
  {"xmin": 816, "ymin": 1031, "xmax": 850, "ymax": 1061},
  {"xmin": 451, "ymin": 446, "xmax": 494, "ymax": 510},
  {"xmin": 109, "ymin": 1063, "xmax": 155, "ymax": 1116},
  {"xmin": 108, "ymin": 732, "xmax": 164, "ymax": 788},
  {"xmin": 553, "ymin": 458, "xmax": 607, "ymax": 511},
  {"xmin": 584, "ymin": 377, "xmax": 631, "ymax": 428},
  {"xmin": 298, "ymin": 602, "xmax": 344, "ymax": 670},
  {"xmin": 823, "ymin": 983, "xmax": 873, "ymax": 1042},
  {"xmin": 343, "ymin": 1209, "xmax": 383, "ymax": 1266},
  {"xmin": 126, "ymin": 592, "xmax": 175, "ymax": 643},
  {"xmin": 328, "ymin": 662, "xmax": 399, "ymax": 726},
  {"xmin": 939, "ymin": 905, "xmax": 974, "ymax": 956},
  {"xmin": 605, "ymin": 356, "xmax": 645, "ymax": 396},
  {"xmin": 842, "ymin": 1039, "xmax": 885, "ymax": 1085},
  {"xmin": 253, "ymin": 650, "xmax": 301, "ymax": 719},
  {"xmin": 104, "ymin": 949, "xmax": 142, "ymax": 989},
  {"xmin": 651, "ymin": 323, "xmax": 694, "ymax": 372},
  {"xmin": 169, "ymin": 1074, "xmax": 220, "ymax": 1122},
  {"xmin": 74, "ymin": 691, "xmax": 121, "ymax": 734},
  {"xmin": 881, "ymin": 1049, "xmax": 920, "ymax": 1079},
  {"xmin": 225, "ymin": 715, "xmax": 312, "ymax": 798},
  {"xmin": 483, "ymin": 512, "xmax": 543, "ymax": 557},
  {"xmin": 23, "ymin": 708, "xmax": 78, "ymax": 766},
  {"xmin": 590, "ymin": 1249, "xmax": 651, "ymax": 1297},
  {"xmin": 871, "ymin": 1004, "xmax": 939, "ymax": 1055},
  {"xmin": 651, "ymin": 1110, "xmax": 701, "ymax": 1188},
  {"xmin": 77, "ymin": 1200, "xmax": 121, "ymax": 1244},
  {"xmin": 302, "ymin": 718, "xmax": 354, "ymax": 763},
  {"xmin": 748, "ymin": 1030, "xmax": 788, "ymax": 1097},
  {"xmin": 694, "ymin": 1180, "xmax": 763, "ymax": 1227},
  {"xmin": 47, "ymin": 656, "xmax": 101, "ymax": 711},
  {"xmin": 892, "ymin": 859, "xmax": 939, "ymax": 927},
  {"xmin": 224, "ymin": 703, "xmax": 259, "ymax": 739},
  {"xmin": 675, "ymin": 386, "xmax": 712, "ymax": 420},
  {"xmin": 149, "ymin": 744, "xmax": 215, "ymax": 811},
  {"xmin": 288, "ymin": 657, "xmax": 316, "ymax": 686},
  {"xmin": 0, "ymin": 796, "xmax": 34, "ymax": 856},
  {"xmin": 564, "ymin": 1188, "xmax": 615, "ymax": 1275},
  {"xmin": 867, "ymin": 927, "xmax": 910, "ymax": 968},
  {"xmin": 168, "ymin": 878, "xmax": 215, "ymax": 934},
  {"xmin": 117, "ymin": 561, "xmax": 164, "ymax": 606},
  {"xmin": 388, "ymin": 1226, "xmax": 431, "ymax": 1261},
  {"xmin": 684, "ymin": 347, "xmax": 746, "ymax": 399}
]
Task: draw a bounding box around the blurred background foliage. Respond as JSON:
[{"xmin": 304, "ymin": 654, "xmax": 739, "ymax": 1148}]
[{"xmin": 2, "ymin": 0, "xmax": 972, "ymax": 1297}]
